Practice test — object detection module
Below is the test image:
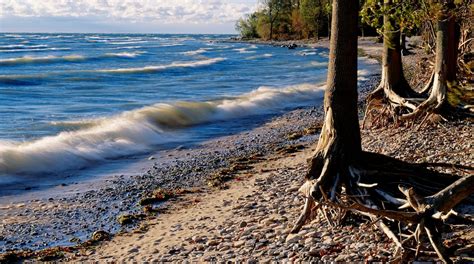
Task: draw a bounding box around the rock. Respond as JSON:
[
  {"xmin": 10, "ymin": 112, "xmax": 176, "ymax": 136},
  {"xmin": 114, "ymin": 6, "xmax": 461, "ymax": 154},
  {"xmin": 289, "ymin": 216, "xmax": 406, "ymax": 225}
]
[
  {"xmin": 335, "ymin": 254, "xmax": 348, "ymax": 262},
  {"xmin": 91, "ymin": 230, "xmax": 111, "ymax": 241},
  {"xmin": 247, "ymin": 258, "xmax": 258, "ymax": 264},
  {"xmin": 128, "ymin": 247, "xmax": 139, "ymax": 253},
  {"xmin": 308, "ymin": 247, "xmax": 320, "ymax": 257},
  {"xmin": 233, "ymin": 240, "xmax": 245, "ymax": 248},
  {"xmin": 285, "ymin": 234, "xmax": 301, "ymax": 244},
  {"xmin": 322, "ymin": 237, "xmax": 334, "ymax": 245},
  {"xmin": 245, "ymin": 239, "xmax": 256, "ymax": 247},
  {"xmin": 239, "ymin": 221, "xmax": 248, "ymax": 228},
  {"xmin": 206, "ymin": 240, "xmax": 219, "ymax": 246},
  {"xmin": 192, "ymin": 235, "xmax": 205, "ymax": 243}
]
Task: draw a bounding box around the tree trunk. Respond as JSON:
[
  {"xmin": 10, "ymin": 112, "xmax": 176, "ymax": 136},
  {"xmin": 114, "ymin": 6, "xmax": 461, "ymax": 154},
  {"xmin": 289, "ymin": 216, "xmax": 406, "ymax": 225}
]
[
  {"xmin": 269, "ymin": 19, "xmax": 273, "ymax": 40},
  {"xmin": 401, "ymin": 33, "xmax": 411, "ymax": 56},
  {"xmin": 291, "ymin": 1, "xmax": 472, "ymax": 260},
  {"xmin": 305, "ymin": 0, "xmax": 360, "ymax": 197},
  {"xmin": 402, "ymin": 2, "xmax": 459, "ymax": 119},
  {"xmin": 327, "ymin": 13, "xmax": 331, "ymax": 40},
  {"xmin": 378, "ymin": 0, "xmax": 415, "ymax": 98},
  {"xmin": 364, "ymin": 0, "xmax": 419, "ymax": 123}
]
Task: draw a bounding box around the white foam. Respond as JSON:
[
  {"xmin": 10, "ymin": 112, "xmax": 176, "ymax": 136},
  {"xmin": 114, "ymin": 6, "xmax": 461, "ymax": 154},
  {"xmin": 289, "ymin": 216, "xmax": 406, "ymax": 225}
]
[
  {"xmin": 0, "ymin": 56, "xmax": 380, "ymax": 175},
  {"xmin": 0, "ymin": 55, "xmax": 86, "ymax": 65},
  {"xmin": 181, "ymin": 48, "xmax": 208, "ymax": 56},
  {"xmin": 104, "ymin": 52, "xmax": 141, "ymax": 58},
  {"xmin": 0, "ymin": 47, "xmax": 71, "ymax": 53},
  {"xmin": 0, "ymin": 82, "xmax": 325, "ymax": 175},
  {"xmin": 310, "ymin": 61, "xmax": 328, "ymax": 68},
  {"xmin": 0, "ymin": 44, "xmax": 48, "ymax": 49},
  {"xmin": 246, "ymin": 53, "xmax": 273, "ymax": 60},
  {"xmin": 108, "ymin": 40, "xmax": 149, "ymax": 45},
  {"xmin": 233, "ymin": 48, "xmax": 256, "ymax": 54},
  {"xmin": 93, "ymin": 57, "xmax": 225, "ymax": 74},
  {"xmin": 107, "ymin": 46, "xmax": 143, "ymax": 50}
]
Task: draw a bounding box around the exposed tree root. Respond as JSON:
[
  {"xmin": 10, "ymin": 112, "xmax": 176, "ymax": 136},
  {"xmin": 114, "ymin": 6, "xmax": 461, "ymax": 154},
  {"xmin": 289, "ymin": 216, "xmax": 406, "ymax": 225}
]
[
  {"xmin": 364, "ymin": 10, "xmax": 474, "ymax": 126},
  {"xmin": 293, "ymin": 151, "xmax": 473, "ymax": 263}
]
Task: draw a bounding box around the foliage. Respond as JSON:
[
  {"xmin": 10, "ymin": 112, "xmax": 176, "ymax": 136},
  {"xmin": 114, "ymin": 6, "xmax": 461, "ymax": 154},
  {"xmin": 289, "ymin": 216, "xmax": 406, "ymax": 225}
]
[
  {"xmin": 235, "ymin": 13, "xmax": 260, "ymax": 39},
  {"xmin": 236, "ymin": 0, "xmax": 333, "ymax": 40},
  {"xmin": 360, "ymin": 0, "xmax": 424, "ymax": 37},
  {"xmin": 299, "ymin": 0, "xmax": 330, "ymax": 38}
]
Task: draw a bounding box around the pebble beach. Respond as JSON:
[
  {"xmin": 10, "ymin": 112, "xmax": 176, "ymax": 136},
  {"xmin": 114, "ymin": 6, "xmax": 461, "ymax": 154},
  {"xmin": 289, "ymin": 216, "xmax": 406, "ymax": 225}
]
[{"xmin": 1, "ymin": 38, "xmax": 473, "ymax": 263}]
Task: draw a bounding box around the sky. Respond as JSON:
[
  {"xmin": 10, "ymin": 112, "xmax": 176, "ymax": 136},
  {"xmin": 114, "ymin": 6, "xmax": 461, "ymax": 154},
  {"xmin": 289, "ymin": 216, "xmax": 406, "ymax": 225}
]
[{"xmin": 0, "ymin": 0, "xmax": 259, "ymax": 34}]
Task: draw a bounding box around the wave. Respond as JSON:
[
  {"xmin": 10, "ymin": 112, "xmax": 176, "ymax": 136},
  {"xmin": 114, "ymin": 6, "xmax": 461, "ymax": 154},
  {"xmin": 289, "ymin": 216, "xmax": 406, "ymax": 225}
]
[
  {"xmin": 0, "ymin": 83, "xmax": 325, "ymax": 175},
  {"xmin": 106, "ymin": 45, "xmax": 143, "ymax": 50},
  {"xmin": 160, "ymin": 43, "xmax": 185, "ymax": 47},
  {"xmin": 310, "ymin": 61, "xmax": 328, "ymax": 68},
  {"xmin": 181, "ymin": 48, "xmax": 208, "ymax": 56},
  {"xmin": 234, "ymin": 48, "xmax": 256, "ymax": 54},
  {"xmin": 107, "ymin": 40, "xmax": 148, "ymax": 45},
  {"xmin": 92, "ymin": 57, "xmax": 225, "ymax": 74},
  {"xmin": 103, "ymin": 52, "xmax": 142, "ymax": 58},
  {"xmin": 0, "ymin": 44, "xmax": 48, "ymax": 50},
  {"xmin": 0, "ymin": 52, "xmax": 142, "ymax": 65},
  {"xmin": 246, "ymin": 54, "xmax": 273, "ymax": 60},
  {"xmin": 0, "ymin": 58, "xmax": 226, "ymax": 81},
  {"xmin": 298, "ymin": 50, "xmax": 318, "ymax": 56},
  {"xmin": 0, "ymin": 47, "xmax": 71, "ymax": 53},
  {"xmin": 0, "ymin": 55, "xmax": 86, "ymax": 65}
]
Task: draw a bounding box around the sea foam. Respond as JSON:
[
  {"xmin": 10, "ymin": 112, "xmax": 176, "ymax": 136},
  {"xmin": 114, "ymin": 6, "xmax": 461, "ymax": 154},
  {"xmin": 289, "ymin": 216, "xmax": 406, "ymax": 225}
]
[{"xmin": 0, "ymin": 83, "xmax": 325, "ymax": 175}]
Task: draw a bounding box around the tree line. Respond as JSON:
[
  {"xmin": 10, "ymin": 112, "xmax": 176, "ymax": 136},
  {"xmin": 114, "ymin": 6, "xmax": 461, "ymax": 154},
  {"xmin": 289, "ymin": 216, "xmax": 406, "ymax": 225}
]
[
  {"xmin": 236, "ymin": 0, "xmax": 473, "ymax": 50},
  {"xmin": 235, "ymin": 0, "xmax": 334, "ymax": 40}
]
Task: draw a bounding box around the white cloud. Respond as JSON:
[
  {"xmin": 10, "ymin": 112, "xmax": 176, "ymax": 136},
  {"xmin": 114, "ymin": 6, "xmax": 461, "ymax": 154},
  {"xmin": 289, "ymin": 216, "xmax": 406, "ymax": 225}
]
[{"xmin": 0, "ymin": 0, "xmax": 257, "ymax": 24}]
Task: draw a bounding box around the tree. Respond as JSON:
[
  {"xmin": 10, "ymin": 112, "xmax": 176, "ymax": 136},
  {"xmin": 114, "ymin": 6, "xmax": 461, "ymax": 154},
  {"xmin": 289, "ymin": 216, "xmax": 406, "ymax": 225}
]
[
  {"xmin": 363, "ymin": 0, "xmax": 421, "ymax": 126},
  {"xmin": 404, "ymin": 0, "xmax": 460, "ymax": 119},
  {"xmin": 304, "ymin": 0, "xmax": 361, "ymax": 195},
  {"xmin": 260, "ymin": 0, "xmax": 290, "ymax": 40},
  {"xmin": 300, "ymin": 0, "xmax": 322, "ymax": 39},
  {"xmin": 235, "ymin": 13, "xmax": 260, "ymax": 39},
  {"xmin": 363, "ymin": 0, "xmax": 472, "ymax": 124},
  {"xmin": 292, "ymin": 0, "xmax": 473, "ymax": 262}
]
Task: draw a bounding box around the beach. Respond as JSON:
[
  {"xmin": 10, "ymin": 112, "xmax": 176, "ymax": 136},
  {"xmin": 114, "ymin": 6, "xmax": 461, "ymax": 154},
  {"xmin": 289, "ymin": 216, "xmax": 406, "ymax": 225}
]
[{"xmin": 1, "ymin": 38, "xmax": 473, "ymax": 262}]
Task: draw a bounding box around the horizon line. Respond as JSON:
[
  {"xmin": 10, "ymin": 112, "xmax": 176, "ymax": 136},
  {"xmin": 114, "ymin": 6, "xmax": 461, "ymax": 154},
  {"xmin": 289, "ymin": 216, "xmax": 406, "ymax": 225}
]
[{"xmin": 0, "ymin": 31, "xmax": 239, "ymax": 35}]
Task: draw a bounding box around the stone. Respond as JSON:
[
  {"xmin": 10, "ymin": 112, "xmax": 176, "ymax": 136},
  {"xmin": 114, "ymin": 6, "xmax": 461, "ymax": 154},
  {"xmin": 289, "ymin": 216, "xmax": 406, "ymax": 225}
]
[
  {"xmin": 335, "ymin": 254, "xmax": 348, "ymax": 262},
  {"xmin": 285, "ymin": 234, "xmax": 301, "ymax": 244},
  {"xmin": 308, "ymin": 247, "xmax": 320, "ymax": 257},
  {"xmin": 233, "ymin": 240, "xmax": 245, "ymax": 248},
  {"xmin": 206, "ymin": 240, "xmax": 219, "ymax": 246}
]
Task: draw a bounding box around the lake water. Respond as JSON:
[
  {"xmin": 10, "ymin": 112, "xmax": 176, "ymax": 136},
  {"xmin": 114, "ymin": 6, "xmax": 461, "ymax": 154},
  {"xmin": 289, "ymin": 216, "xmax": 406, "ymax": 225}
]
[{"xmin": 0, "ymin": 33, "xmax": 377, "ymax": 186}]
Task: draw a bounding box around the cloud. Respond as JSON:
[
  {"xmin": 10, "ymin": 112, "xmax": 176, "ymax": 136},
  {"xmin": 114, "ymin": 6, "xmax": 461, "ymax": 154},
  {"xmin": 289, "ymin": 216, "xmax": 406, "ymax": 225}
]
[{"xmin": 0, "ymin": 0, "xmax": 257, "ymax": 24}]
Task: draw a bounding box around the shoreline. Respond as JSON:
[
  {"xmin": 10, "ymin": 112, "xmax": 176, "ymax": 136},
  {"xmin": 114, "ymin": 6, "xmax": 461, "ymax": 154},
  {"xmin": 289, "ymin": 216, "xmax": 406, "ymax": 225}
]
[
  {"xmin": 0, "ymin": 39, "xmax": 379, "ymax": 254},
  {"xmin": 2, "ymin": 38, "xmax": 473, "ymax": 262}
]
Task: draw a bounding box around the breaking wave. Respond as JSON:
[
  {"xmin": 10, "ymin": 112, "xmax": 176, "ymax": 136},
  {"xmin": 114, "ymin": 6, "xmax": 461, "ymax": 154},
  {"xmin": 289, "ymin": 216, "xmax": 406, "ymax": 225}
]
[
  {"xmin": 0, "ymin": 55, "xmax": 86, "ymax": 65},
  {"xmin": 0, "ymin": 83, "xmax": 325, "ymax": 174},
  {"xmin": 0, "ymin": 52, "xmax": 141, "ymax": 66},
  {"xmin": 92, "ymin": 57, "xmax": 225, "ymax": 74}
]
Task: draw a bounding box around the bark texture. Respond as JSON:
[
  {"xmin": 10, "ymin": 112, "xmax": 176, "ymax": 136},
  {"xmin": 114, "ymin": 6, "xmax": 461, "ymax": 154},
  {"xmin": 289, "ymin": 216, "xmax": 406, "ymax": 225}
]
[
  {"xmin": 404, "ymin": 6, "xmax": 459, "ymax": 119},
  {"xmin": 292, "ymin": 2, "xmax": 473, "ymax": 263},
  {"xmin": 305, "ymin": 0, "xmax": 360, "ymax": 195}
]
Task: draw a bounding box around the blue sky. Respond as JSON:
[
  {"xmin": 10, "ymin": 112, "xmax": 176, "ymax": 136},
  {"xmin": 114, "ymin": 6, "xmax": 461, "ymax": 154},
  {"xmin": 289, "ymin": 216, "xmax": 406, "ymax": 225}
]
[{"xmin": 0, "ymin": 0, "xmax": 258, "ymax": 34}]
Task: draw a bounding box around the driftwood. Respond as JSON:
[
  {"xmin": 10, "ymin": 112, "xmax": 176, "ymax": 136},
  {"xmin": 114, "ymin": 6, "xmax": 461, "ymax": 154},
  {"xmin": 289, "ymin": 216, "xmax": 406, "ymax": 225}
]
[{"xmin": 292, "ymin": 151, "xmax": 473, "ymax": 264}]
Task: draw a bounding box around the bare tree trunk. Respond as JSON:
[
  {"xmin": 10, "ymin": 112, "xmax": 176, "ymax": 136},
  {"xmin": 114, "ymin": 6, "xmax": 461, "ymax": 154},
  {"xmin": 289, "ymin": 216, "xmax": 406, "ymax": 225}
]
[
  {"xmin": 306, "ymin": 0, "xmax": 360, "ymax": 199},
  {"xmin": 373, "ymin": 0, "xmax": 416, "ymax": 97},
  {"xmin": 401, "ymin": 33, "xmax": 411, "ymax": 55},
  {"xmin": 291, "ymin": 3, "xmax": 472, "ymax": 262},
  {"xmin": 364, "ymin": 0, "xmax": 420, "ymax": 125},
  {"xmin": 402, "ymin": 3, "xmax": 459, "ymax": 119}
]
